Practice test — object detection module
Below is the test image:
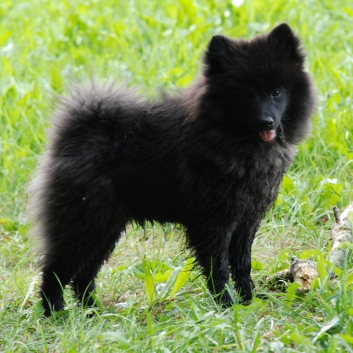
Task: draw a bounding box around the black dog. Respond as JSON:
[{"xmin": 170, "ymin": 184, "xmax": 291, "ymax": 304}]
[{"xmin": 29, "ymin": 23, "xmax": 316, "ymax": 316}]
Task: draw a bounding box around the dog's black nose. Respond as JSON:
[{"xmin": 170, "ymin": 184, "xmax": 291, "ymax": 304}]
[{"xmin": 261, "ymin": 117, "xmax": 274, "ymax": 129}]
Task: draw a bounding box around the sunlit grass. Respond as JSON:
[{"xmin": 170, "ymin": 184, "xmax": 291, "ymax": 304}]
[{"xmin": 1, "ymin": 0, "xmax": 353, "ymax": 351}]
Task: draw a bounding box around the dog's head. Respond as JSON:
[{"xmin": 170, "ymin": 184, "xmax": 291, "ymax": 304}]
[{"xmin": 200, "ymin": 23, "xmax": 316, "ymax": 145}]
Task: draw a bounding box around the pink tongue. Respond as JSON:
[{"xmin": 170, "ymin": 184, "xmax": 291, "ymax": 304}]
[{"xmin": 259, "ymin": 130, "xmax": 275, "ymax": 142}]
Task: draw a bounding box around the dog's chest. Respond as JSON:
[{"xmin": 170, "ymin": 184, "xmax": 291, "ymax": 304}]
[{"xmin": 226, "ymin": 147, "xmax": 292, "ymax": 216}]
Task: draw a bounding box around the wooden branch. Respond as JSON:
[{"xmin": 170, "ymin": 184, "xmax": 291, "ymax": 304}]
[
  {"xmin": 330, "ymin": 203, "xmax": 353, "ymax": 272},
  {"xmin": 266, "ymin": 202, "xmax": 353, "ymax": 291},
  {"xmin": 265, "ymin": 256, "xmax": 318, "ymax": 292},
  {"xmin": 289, "ymin": 255, "xmax": 318, "ymax": 291}
]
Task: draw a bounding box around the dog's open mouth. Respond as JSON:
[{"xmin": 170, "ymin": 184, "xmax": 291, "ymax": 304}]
[{"xmin": 259, "ymin": 130, "xmax": 276, "ymax": 142}]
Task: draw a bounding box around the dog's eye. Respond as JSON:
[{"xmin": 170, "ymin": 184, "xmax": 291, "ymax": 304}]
[
  {"xmin": 271, "ymin": 89, "xmax": 281, "ymax": 98},
  {"xmin": 240, "ymin": 94, "xmax": 250, "ymax": 102}
]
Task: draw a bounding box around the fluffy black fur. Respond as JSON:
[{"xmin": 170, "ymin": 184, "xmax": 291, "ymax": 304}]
[{"xmin": 29, "ymin": 23, "xmax": 316, "ymax": 316}]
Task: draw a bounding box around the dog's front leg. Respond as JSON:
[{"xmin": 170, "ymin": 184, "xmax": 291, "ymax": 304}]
[
  {"xmin": 228, "ymin": 221, "xmax": 259, "ymax": 304},
  {"xmin": 187, "ymin": 226, "xmax": 233, "ymax": 307}
]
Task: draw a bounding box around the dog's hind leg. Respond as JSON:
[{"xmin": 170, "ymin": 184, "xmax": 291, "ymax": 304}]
[
  {"xmin": 70, "ymin": 223, "xmax": 127, "ymax": 308},
  {"xmin": 40, "ymin": 253, "xmax": 76, "ymax": 316},
  {"xmin": 40, "ymin": 241, "xmax": 103, "ymax": 316},
  {"xmin": 38, "ymin": 174, "xmax": 128, "ymax": 316},
  {"xmin": 187, "ymin": 226, "xmax": 233, "ymax": 307},
  {"xmin": 40, "ymin": 218, "xmax": 127, "ymax": 316}
]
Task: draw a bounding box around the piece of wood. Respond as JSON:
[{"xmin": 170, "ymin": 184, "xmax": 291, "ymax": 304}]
[
  {"xmin": 265, "ymin": 257, "xmax": 318, "ymax": 292},
  {"xmin": 330, "ymin": 203, "xmax": 353, "ymax": 272},
  {"xmin": 289, "ymin": 255, "xmax": 318, "ymax": 291},
  {"xmin": 266, "ymin": 202, "xmax": 353, "ymax": 291}
]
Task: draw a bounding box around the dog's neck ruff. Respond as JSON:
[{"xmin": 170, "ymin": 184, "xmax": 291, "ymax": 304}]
[{"xmin": 277, "ymin": 123, "xmax": 289, "ymax": 148}]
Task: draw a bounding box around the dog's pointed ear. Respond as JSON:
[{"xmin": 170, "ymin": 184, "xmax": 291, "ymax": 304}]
[
  {"xmin": 268, "ymin": 23, "xmax": 305, "ymax": 64},
  {"xmin": 204, "ymin": 35, "xmax": 235, "ymax": 75},
  {"xmin": 269, "ymin": 23, "xmax": 295, "ymax": 40},
  {"xmin": 208, "ymin": 35, "xmax": 233, "ymax": 55}
]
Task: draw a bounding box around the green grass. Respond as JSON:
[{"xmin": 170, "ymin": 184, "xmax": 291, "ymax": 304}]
[{"xmin": 1, "ymin": 0, "xmax": 353, "ymax": 351}]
